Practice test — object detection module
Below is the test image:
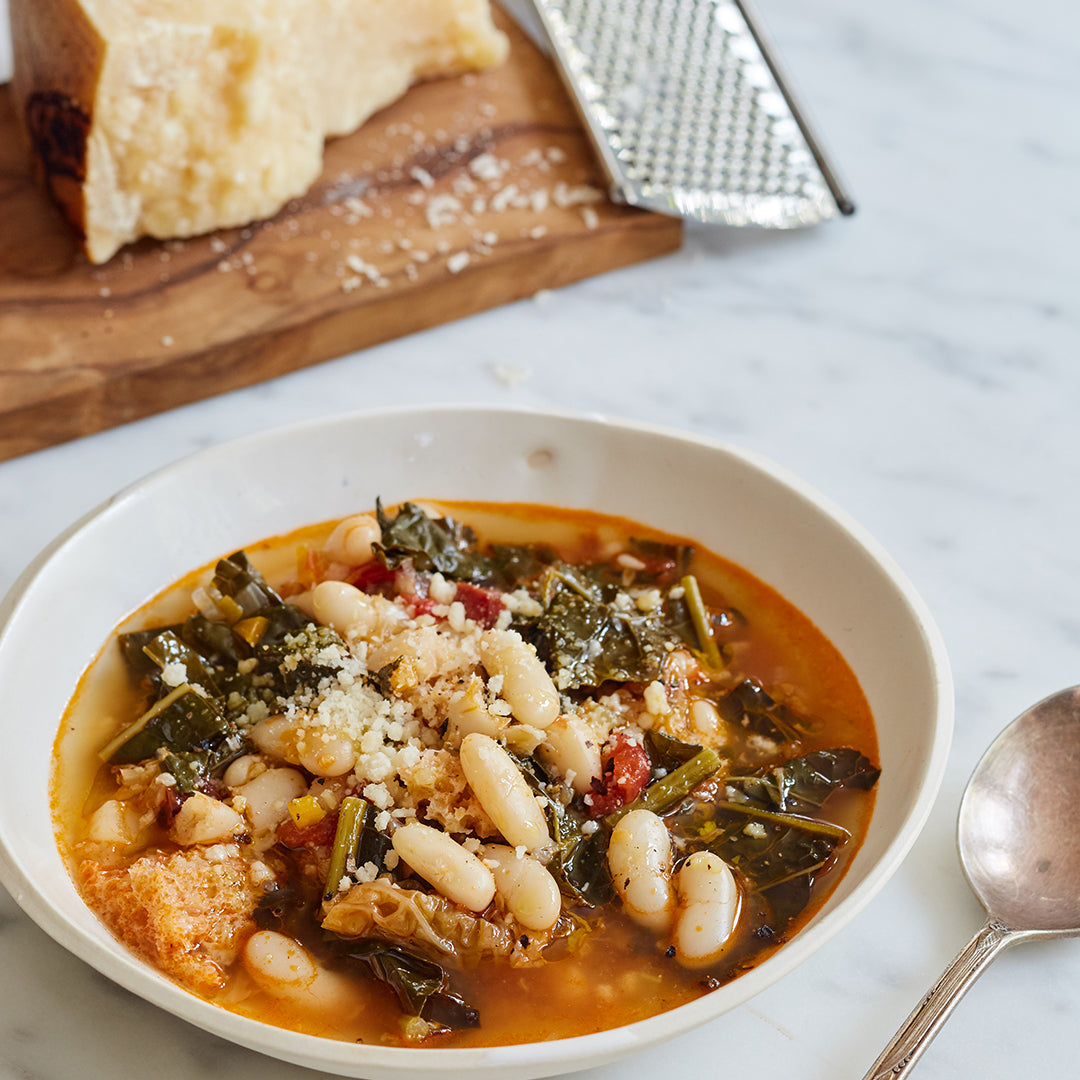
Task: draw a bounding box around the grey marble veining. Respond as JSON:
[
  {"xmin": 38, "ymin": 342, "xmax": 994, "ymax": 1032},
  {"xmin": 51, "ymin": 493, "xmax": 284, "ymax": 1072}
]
[{"xmin": 1, "ymin": 0, "xmax": 1079, "ymax": 1076}]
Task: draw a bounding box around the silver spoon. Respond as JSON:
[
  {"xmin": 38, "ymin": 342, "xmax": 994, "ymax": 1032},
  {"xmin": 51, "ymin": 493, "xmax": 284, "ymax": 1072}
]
[{"xmin": 863, "ymin": 685, "xmax": 1080, "ymax": 1078}]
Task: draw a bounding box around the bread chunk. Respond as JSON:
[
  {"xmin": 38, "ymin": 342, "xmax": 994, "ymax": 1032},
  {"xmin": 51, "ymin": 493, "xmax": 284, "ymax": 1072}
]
[
  {"xmin": 10, "ymin": 0, "xmax": 509, "ymax": 262},
  {"xmin": 79, "ymin": 845, "xmax": 264, "ymax": 992}
]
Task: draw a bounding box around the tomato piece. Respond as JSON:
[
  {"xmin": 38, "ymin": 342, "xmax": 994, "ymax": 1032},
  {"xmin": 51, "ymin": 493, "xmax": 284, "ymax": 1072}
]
[
  {"xmin": 585, "ymin": 732, "xmax": 652, "ymax": 817},
  {"xmin": 454, "ymin": 583, "xmax": 506, "ymax": 629},
  {"xmin": 278, "ymin": 812, "xmax": 339, "ymax": 849},
  {"xmin": 348, "ymin": 561, "xmax": 396, "ymax": 594},
  {"xmin": 405, "ymin": 596, "xmax": 439, "ymax": 618}
]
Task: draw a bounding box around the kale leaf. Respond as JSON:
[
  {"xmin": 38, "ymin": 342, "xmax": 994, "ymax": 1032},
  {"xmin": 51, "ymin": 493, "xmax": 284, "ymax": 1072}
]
[
  {"xmin": 521, "ymin": 563, "xmax": 672, "ymax": 688},
  {"xmin": 670, "ymin": 747, "xmax": 880, "ymax": 929},
  {"xmin": 334, "ymin": 940, "xmax": 480, "ymax": 1029}
]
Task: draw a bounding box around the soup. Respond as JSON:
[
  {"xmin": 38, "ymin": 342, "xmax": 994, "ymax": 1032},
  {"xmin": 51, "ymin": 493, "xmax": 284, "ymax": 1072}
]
[{"xmin": 53, "ymin": 500, "xmax": 878, "ymax": 1046}]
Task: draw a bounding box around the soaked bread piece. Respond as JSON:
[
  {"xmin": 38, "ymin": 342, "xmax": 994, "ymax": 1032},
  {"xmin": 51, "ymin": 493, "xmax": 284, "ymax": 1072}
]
[{"xmin": 79, "ymin": 845, "xmax": 264, "ymax": 992}]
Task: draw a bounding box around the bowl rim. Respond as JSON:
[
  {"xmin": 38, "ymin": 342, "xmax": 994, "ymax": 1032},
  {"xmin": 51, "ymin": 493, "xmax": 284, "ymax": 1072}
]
[{"xmin": 0, "ymin": 403, "xmax": 954, "ymax": 1076}]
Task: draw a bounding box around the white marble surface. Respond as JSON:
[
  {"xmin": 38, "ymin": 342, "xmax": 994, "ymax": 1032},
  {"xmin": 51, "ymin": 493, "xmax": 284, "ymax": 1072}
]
[{"xmin": 2, "ymin": 0, "xmax": 1080, "ymax": 1076}]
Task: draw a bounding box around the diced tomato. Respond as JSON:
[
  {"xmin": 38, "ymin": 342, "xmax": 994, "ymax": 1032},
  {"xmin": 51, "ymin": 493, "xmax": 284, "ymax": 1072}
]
[
  {"xmin": 278, "ymin": 812, "xmax": 339, "ymax": 849},
  {"xmin": 156, "ymin": 786, "xmax": 184, "ymax": 828},
  {"xmin": 297, "ymin": 544, "xmax": 336, "ymax": 589},
  {"xmin": 348, "ymin": 561, "xmax": 397, "ymax": 594},
  {"xmin": 585, "ymin": 732, "xmax": 652, "ymax": 818},
  {"xmin": 638, "ymin": 556, "xmax": 678, "ymax": 582},
  {"xmin": 454, "ymin": 583, "xmax": 506, "ymax": 629},
  {"xmin": 405, "ymin": 596, "xmax": 439, "ymax": 618}
]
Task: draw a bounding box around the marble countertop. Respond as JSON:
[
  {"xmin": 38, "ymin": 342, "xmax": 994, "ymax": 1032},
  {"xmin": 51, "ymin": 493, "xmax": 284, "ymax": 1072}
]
[{"xmin": 2, "ymin": 0, "xmax": 1079, "ymax": 1077}]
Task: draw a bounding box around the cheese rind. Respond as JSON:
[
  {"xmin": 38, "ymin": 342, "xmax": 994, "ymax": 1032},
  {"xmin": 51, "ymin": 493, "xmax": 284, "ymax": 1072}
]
[{"xmin": 11, "ymin": 0, "xmax": 509, "ymax": 263}]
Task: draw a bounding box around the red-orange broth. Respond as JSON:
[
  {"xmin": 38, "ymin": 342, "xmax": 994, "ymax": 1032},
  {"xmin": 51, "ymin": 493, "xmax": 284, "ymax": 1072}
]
[{"xmin": 53, "ymin": 501, "xmax": 878, "ymax": 1046}]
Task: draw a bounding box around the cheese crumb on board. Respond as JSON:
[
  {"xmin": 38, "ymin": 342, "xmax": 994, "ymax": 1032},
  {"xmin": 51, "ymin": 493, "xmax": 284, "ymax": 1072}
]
[{"xmin": 10, "ymin": 0, "xmax": 509, "ymax": 263}]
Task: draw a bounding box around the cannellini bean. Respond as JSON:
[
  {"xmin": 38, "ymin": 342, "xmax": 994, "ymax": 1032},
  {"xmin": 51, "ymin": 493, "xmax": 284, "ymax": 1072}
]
[
  {"xmin": 243, "ymin": 930, "xmax": 354, "ymax": 1011},
  {"xmin": 249, "ymin": 716, "xmax": 303, "ymax": 763},
  {"xmin": 312, "ymin": 580, "xmax": 378, "ymax": 638},
  {"xmin": 459, "ymin": 732, "xmax": 551, "ymax": 851},
  {"xmin": 690, "ymin": 699, "xmax": 722, "ymax": 740},
  {"xmin": 501, "ymin": 723, "xmax": 545, "ymax": 756},
  {"xmin": 479, "ymin": 629, "xmax": 559, "ymax": 729},
  {"xmin": 446, "ymin": 675, "xmax": 504, "ymax": 744},
  {"xmin": 169, "ymin": 792, "xmax": 247, "ymax": 845},
  {"xmin": 298, "ymin": 732, "xmax": 357, "ymax": 778},
  {"xmin": 84, "ymin": 799, "xmax": 140, "ymax": 845},
  {"xmin": 323, "ymin": 513, "xmax": 381, "ymax": 567},
  {"xmin": 536, "ymin": 715, "xmax": 602, "ymax": 795},
  {"xmin": 391, "ymin": 822, "xmax": 495, "ymax": 912},
  {"xmin": 608, "ymin": 809, "xmax": 676, "ymax": 932},
  {"xmin": 223, "ymin": 753, "xmax": 266, "ymax": 789},
  {"xmin": 236, "ymin": 767, "xmax": 309, "ymax": 834},
  {"xmin": 673, "ymin": 851, "xmax": 740, "ymax": 967},
  {"xmin": 480, "ymin": 844, "xmax": 561, "ymax": 931}
]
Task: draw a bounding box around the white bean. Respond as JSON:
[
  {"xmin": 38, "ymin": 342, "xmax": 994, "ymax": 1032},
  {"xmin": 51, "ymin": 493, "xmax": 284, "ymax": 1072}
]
[
  {"xmin": 392, "ymin": 822, "xmax": 496, "ymax": 912},
  {"xmin": 84, "ymin": 799, "xmax": 137, "ymax": 845},
  {"xmin": 459, "ymin": 732, "xmax": 551, "ymax": 851},
  {"xmin": 480, "ymin": 844, "xmax": 562, "ymax": 931},
  {"xmin": 243, "ymin": 930, "xmax": 354, "ymax": 1011},
  {"xmin": 608, "ymin": 809, "xmax": 676, "ymax": 932},
  {"xmin": 298, "ymin": 733, "xmax": 357, "ymax": 778},
  {"xmin": 479, "ymin": 629, "xmax": 559, "ymax": 729},
  {"xmin": 312, "ymin": 580, "xmax": 378, "ymax": 638},
  {"xmin": 673, "ymin": 851, "xmax": 740, "ymax": 967},
  {"xmin": 169, "ymin": 792, "xmax": 247, "ymax": 845},
  {"xmin": 690, "ymin": 699, "xmax": 722, "ymax": 740},
  {"xmin": 223, "ymin": 753, "xmax": 266, "ymax": 788},
  {"xmin": 536, "ymin": 715, "xmax": 602, "ymax": 795},
  {"xmin": 446, "ymin": 675, "xmax": 503, "ymax": 744},
  {"xmin": 236, "ymin": 767, "xmax": 308, "ymax": 834},
  {"xmin": 323, "ymin": 513, "xmax": 381, "ymax": 567},
  {"xmin": 249, "ymin": 716, "xmax": 303, "ymax": 763}
]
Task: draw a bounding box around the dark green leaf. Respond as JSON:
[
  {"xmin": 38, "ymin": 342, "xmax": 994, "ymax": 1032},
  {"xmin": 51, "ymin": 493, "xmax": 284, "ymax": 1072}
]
[
  {"xmin": 335, "ymin": 940, "xmax": 479, "ymax": 1027},
  {"xmin": 730, "ymin": 747, "xmax": 881, "ymax": 813},
  {"xmin": 181, "ymin": 614, "xmax": 247, "ymax": 666},
  {"xmin": 159, "ymin": 738, "xmax": 249, "ymax": 794},
  {"xmin": 119, "ymin": 625, "xmax": 185, "ymax": 681},
  {"xmin": 669, "ymin": 747, "xmax": 879, "ymax": 929},
  {"xmin": 253, "ymin": 886, "xmax": 307, "ymax": 933},
  {"xmin": 108, "ymin": 686, "xmax": 232, "ymax": 765},
  {"xmin": 526, "ymin": 563, "xmax": 673, "ymax": 688},
  {"xmin": 559, "ymin": 826, "xmax": 615, "ymax": 907},
  {"xmin": 212, "ymin": 551, "xmax": 290, "ymax": 619},
  {"xmin": 481, "ymin": 544, "xmax": 555, "ymax": 589},
  {"xmin": 374, "ymin": 500, "xmax": 479, "ymax": 577},
  {"xmin": 643, "ymin": 729, "xmax": 703, "ymax": 773},
  {"xmin": 141, "ymin": 630, "xmax": 222, "ymax": 698},
  {"xmin": 355, "ymin": 801, "xmax": 394, "ymax": 873},
  {"xmin": 421, "ymin": 991, "xmax": 481, "ymax": 1030},
  {"xmin": 714, "ymin": 679, "xmax": 816, "ymax": 743}
]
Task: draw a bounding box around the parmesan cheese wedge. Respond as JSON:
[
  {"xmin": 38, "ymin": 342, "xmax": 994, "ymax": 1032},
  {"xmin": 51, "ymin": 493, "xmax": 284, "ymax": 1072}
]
[{"xmin": 10, "ymin": 0, "xmax": 509, "ymax": 262}]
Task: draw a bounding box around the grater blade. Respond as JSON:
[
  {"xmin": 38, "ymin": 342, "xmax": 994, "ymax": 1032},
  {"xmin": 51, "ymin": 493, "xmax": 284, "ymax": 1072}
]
[{"xmin": 523, "ymin": 0, "xmax": 854, "ymax": 227}]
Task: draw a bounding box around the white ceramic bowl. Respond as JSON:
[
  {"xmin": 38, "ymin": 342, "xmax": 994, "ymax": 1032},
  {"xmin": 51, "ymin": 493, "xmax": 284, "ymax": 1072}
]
[{"xmin": 0, "ymin": 406, "xmax": 952, "ymax": 1080}]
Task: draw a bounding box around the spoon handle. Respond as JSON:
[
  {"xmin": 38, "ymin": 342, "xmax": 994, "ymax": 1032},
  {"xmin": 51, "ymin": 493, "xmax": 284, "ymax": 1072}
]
[{"xmin": 860, "ymin": 918, "xmax": 1015, "ymax": 1079}]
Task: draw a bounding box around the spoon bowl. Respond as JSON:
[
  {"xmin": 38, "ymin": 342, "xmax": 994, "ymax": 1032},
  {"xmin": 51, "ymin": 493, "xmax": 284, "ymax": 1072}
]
[
  {"xmin": 864, "ymin": 686, "xmax": 1080, "ymax": 1078},
  {"xmin": 960, "ymin": 685, "xmax": 1080, "ymax": 934}
]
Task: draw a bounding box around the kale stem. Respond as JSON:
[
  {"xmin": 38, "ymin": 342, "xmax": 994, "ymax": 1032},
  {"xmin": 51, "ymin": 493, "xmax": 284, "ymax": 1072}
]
[
  {"xmin": 709, "ymin": 799, "xmax": 851, "ymax": 840},
  {"xmin": 324, "ymin": 796, "xmax": 365, "ymax": 902},
  {"xmin": 680, "ymin": 575, "xmax": 724, "ymax": 670},
  {"xmin": 98, "ymin": 682, "xmax": 192, "ymax": 761},
  {"xmin": 606, "ymin": 747, "xmax": 723, "ymax": 826}
]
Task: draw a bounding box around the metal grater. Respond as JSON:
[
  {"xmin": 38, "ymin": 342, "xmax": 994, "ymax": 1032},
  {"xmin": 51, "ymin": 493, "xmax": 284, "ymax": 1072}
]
[{"xmin": 524, "ymin": 0, "xmax": 854, "ymax": 227}]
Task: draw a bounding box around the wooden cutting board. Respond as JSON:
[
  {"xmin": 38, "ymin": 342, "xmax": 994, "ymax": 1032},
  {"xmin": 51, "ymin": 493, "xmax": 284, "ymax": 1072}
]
[{"xmin": 0, "ymin": 7, "xmax": 681, "ymax": 464}]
